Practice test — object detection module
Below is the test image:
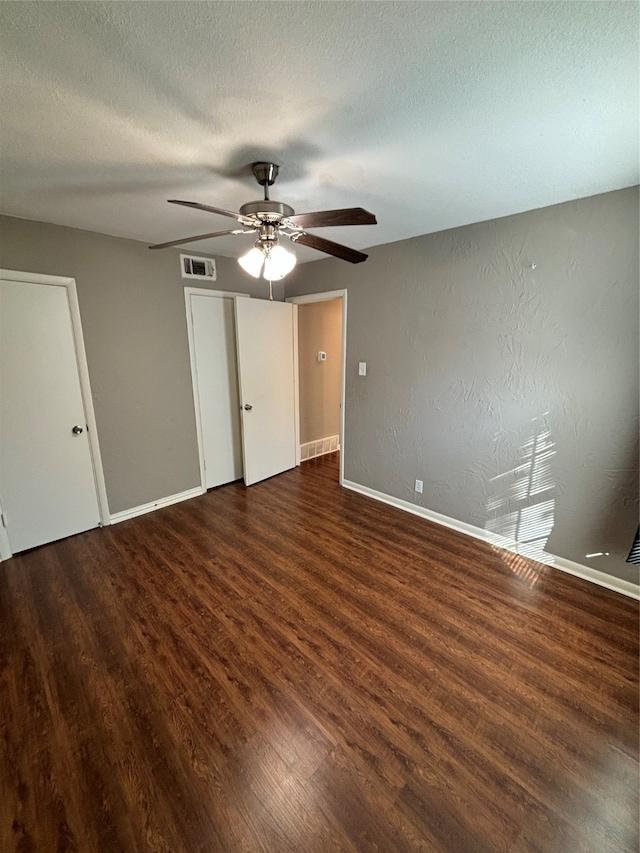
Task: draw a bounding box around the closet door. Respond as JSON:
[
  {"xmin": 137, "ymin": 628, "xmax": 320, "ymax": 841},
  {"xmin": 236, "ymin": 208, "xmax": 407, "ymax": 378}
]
[
  {"xmin": 188, "ymin": 291, "xmax": 243, "ymax": 489},
  {"xmin": 0, "ymin": 278, "xmax": 101, "ymax": 552}
]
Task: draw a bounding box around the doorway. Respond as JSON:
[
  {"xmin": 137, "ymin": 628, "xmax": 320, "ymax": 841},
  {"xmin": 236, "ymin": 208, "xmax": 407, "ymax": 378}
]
[{"xmin": 287, "ymin": 290, "xmax": 347, "ymax": 484}]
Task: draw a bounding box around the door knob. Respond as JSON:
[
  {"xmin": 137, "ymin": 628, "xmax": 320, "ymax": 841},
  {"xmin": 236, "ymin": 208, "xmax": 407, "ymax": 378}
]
[
  {"xmin": 72, "ymin": 425, "xmax": 84, "ymax": 435},
  {"xmin": 244, "ymin": 404, "xmax": 253, "ymax": 411}
]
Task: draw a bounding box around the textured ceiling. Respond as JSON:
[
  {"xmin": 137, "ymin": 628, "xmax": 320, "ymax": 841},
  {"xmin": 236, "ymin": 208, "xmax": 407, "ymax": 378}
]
[{"xmin": 0, "ymin": 1, "xmax": 638, "ymax": 263}]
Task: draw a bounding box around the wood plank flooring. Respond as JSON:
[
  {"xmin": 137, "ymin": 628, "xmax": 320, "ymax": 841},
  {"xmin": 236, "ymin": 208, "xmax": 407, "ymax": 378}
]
[{"xmin": 0, "ymin": 453, "xmax": 638, "ymax": 852}]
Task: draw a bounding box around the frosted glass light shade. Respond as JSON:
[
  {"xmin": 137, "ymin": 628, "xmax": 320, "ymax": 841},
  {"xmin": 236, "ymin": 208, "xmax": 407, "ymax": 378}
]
[
  {"xmin": 263, "ymin": 245, "xmax": 297, "ymax": 281},
  {"xmin": 238, "ymin": 246, "xmax": 265, "ymax": 278}
]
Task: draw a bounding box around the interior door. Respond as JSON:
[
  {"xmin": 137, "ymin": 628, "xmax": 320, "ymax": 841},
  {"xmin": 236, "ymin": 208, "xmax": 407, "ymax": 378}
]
[
  {"xmin": 235, "ymin": 299, "xmax": 296, "ymax": 486},
  {"xmin": 0, "ymin": 279, "xmax": 101, "ymax": 553},
  {"xmin": 189, "ymin": 292, "xmax": 243, "ymax": 488}
]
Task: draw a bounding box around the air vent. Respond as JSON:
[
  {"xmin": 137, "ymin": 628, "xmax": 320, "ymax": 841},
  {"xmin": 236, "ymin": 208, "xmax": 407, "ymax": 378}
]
[
  {"xmin": 300, "ymin": 434, "xmax": 340, "ymax": 461},
  {"xmin": 180, "ymin": 254, "xmax": 217, "ymax": 281}
]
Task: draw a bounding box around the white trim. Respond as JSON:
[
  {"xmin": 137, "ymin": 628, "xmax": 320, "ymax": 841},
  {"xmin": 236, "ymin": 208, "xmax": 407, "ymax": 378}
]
[
  {"xmin": 184, "ymin": 287, "xmax": 250, "ymax": 492},
  {"xmin": 0, "ymin": 269, "xmax": 111, "ymax": 562},
  {"xmin": 342, "ymin": 479, "xmax": 639, "ymax": 600},
  {"xmin": 287, "ymin": 289, "xmax": 347, "ymax": 485},
  {"xmin": 292, "ymin": 304, "xmax": 301, "ymax": 466},
  {"xmin": 184, "ymin": 286, "xmax": 249, "ymax": 301},
  {"xmin": 550, "ymin": 554, "xmax": 639, "ymax": 600},
  {"xmin": 1, "ymin": 269, "xmax": 78, "ymax": 287},
  {"xmin": 110, "ymin": 486, "xmax": 204, "ymax": 524},
  {"xmin": 339, "ymin": 291, "xmax": 347, "ymax": 486},
  {"xmin": 0, "ymin": 503, "xmax": 11, "ymax": 561},
  {"xmin": 301, "ymin": 435, "xmax": 340, "ymax": 461},
  {"xmin": 287, "ymin": 290, "xmax": 346, "ymax": 305}
]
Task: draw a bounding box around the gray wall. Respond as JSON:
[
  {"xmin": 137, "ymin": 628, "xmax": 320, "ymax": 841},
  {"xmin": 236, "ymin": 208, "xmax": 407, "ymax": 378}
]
[
  {"xmin": 285, "ymin": 188, "xmax": 639, "ymax": 585},
  {"xmin": 298, "ymin": 299, "xmax": 342, "ymax": 444},
  {"xmin": 0, "ymin": 215, "xmax": 282, "ymax": 514}
]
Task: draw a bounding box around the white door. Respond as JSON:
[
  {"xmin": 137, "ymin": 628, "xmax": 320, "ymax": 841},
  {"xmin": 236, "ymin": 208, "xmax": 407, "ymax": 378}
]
[
  {"xmin": 235, "ymin": 299, "xmax": 297, "ymax": 486},
  {"xmin": 189, "ymin": 293, "xmax": 243, "ymax": 488},
  {"xmin": 0, "ymin": 279, "xmax": 101, "ymax": 553}
]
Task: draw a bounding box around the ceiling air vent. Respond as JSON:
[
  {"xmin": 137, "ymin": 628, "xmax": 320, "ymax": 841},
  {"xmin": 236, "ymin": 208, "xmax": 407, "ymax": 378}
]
[{"xmin": 180, "ymin": 254, "xmax": 217, "ymax": 281}]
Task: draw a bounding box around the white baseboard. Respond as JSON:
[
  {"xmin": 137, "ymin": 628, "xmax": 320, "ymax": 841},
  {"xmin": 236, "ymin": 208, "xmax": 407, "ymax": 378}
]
[
  {"xmin": 110, "ymin": 486, "xmax": 204, "ymax": 524},
  {"xmin": 342, "ymin": 479, "xmax": 639, "ymax": 601},
  {"xmin": 0, "ymin": 525, "xmax": 11, "ymax": 561},
  {"xmin": 546, "ymin": 553, "xmax": 639, "ymax": 600},
  {"xmin": 301, "ymin": 434, "xmax": 340, "ymax": 461}
]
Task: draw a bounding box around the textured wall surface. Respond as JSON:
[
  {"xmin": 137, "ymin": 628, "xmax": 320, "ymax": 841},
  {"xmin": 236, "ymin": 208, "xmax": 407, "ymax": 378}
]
[
  {"xmin": 285, "ymin": 188, "xmax": 639, "ymax": 584},
  {"xmin": 0, "ymin": 215, "xmax": 281, "ymax": 514},
  {"xmin": 298, "ymin": 299, "xmax": 342, "ymax": 444}
]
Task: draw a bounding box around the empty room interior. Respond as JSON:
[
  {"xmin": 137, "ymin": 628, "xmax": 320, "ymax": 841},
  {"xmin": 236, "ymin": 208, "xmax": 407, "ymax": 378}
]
[{"xmin": 0, "ymin": 2, "xmax": 638, "ymax": 851}]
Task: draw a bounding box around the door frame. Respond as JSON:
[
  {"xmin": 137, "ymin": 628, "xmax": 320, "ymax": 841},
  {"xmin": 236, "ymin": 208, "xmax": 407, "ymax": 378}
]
[
  {"xmin": 286, "ymin": 289, "xmax": 347, "ymax": 486},
  {"xmin": 184, "ymin": 287, "xmax": 249, "ymax": 491},
  {"xmin": 0, "ymin": 269, "xmax": 110, "ymax": 559}
]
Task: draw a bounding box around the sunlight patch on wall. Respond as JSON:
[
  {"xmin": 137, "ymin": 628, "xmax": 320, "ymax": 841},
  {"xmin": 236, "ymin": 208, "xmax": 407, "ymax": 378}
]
[{"xmin": 485, "ymin": 413, "xmax": 556, "ymax": 586}]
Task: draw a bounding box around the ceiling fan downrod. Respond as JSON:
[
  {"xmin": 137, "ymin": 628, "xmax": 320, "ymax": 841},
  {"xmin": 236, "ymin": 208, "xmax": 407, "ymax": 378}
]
[{"xmin": 251, "ymin": 162, "xmax": 279, "ymax": 202}]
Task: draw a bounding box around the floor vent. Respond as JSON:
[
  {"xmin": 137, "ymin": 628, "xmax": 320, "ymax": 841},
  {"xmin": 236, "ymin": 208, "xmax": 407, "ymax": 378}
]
[{"xmin": 301, "ymin": 435, "xmax": 340, "ymax": 461}]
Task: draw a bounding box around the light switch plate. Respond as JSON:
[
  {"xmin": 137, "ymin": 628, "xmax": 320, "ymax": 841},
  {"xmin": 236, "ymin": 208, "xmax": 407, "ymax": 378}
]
[{"xmin": 358, "ymin": 362, "xmax": 367, "ymax": 376}]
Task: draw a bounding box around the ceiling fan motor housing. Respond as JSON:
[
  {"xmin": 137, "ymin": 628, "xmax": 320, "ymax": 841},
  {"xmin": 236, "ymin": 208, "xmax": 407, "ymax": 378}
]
[{"xmin": 239, "ymin": 199, "xmax": 295, "ymax": 222}]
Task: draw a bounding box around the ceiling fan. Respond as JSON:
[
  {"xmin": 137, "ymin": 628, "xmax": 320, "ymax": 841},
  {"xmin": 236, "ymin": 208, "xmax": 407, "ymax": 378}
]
[{"xmin": 149, "ymin": 162, "xmax": 377, "ymax": 284}]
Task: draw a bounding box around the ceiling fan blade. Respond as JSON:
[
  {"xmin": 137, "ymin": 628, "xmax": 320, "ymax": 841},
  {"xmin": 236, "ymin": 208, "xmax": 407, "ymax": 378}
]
[
  {"xmin": 292, "ymin": 232, "xmax": 368, "ymax": 264},
  {"xmin": 149, "ymin": 229, "xmax": 250, "ymax": 250},
  {"xmin": 168, "ymin": 199, "xmax": 251, "ymax": 224},
  {"xmin": 284, "ymin": 207, "xmax": 377, "ymax": 229}
]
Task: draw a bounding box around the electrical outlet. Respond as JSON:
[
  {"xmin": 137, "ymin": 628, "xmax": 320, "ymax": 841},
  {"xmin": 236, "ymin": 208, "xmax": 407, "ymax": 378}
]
[
  {"xmin": 414, "ymin": 479, "xmax": 423, "ymax": 494},
  {"xmin": 358, "ymin": 362, "xmax": 367, "ymax": 376}
]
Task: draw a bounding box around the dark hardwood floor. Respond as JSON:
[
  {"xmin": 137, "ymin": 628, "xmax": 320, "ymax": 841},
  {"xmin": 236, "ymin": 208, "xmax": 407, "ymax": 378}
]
[{"xmin": 1, "ymin": 453, "xmax": 638, "ymax": 852}]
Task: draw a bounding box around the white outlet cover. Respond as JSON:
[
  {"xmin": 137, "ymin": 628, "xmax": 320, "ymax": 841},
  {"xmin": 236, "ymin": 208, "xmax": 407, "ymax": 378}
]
[
  {"xmin": 358, "ymin": 362, "xmax": 367, "ymax": 376},
  {"xmin": 415, "ymin": 479, "xmax": 423, "ymax": 493}
]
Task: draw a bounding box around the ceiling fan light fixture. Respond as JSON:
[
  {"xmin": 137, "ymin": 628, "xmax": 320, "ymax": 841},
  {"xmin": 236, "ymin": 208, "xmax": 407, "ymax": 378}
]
[
  {"xmin": 262, "ymin": 244, "xmax": 297, "ymax": 281},
  {"xmin": 152, "ymin": 162, "xmax": 376, "ymax": 269},
  {"xmin": 238, "ymin": 246, "xmax": 265, "ymax": 278}
]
